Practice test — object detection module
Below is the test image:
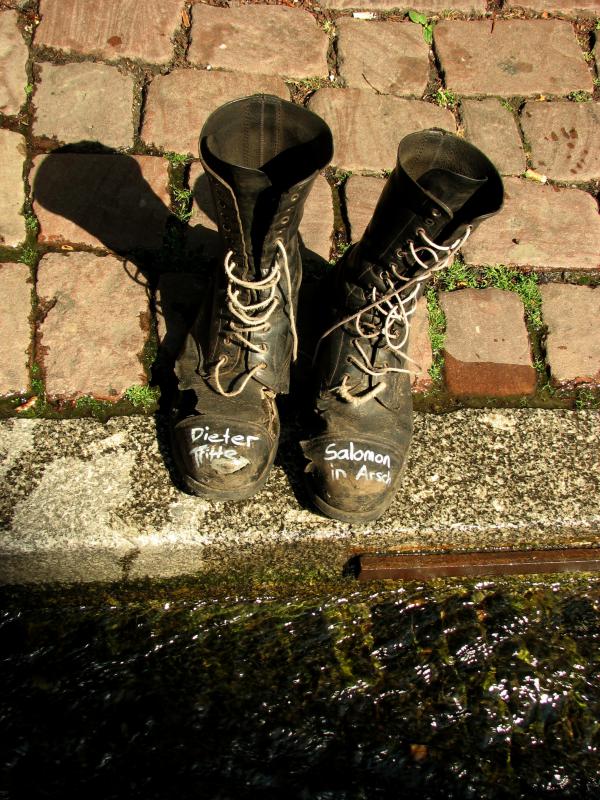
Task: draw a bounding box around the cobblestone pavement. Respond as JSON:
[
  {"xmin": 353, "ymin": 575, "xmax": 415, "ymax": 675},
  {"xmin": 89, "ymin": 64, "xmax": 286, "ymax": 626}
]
[{"xmin": 0, "ymin": 0, "xmax": 599, "ymax": 408}]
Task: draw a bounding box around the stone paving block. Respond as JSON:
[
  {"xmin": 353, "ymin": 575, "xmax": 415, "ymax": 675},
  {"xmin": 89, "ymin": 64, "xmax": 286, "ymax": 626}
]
[
  {"xmin": 187, "ymin": 162, "xmax": 219, "ymax": 260},
  {"xmin": 0, "ymin": 10, "xmax": 28, "ymax": 115},
  {"xmin": 298, "ymin": 174, "xmax": 334, "ymax": 261},
  {"xmin": 0, "ymin": 129, "xmax": 26, "ymax": 247},
  {"xmin": 461, "ymin": 99, "xmax": 526, "ymax": 176},
  {"xmin": 37, "ymin": 252, "xmax": 149, "ymax": 400},
  {"xmin": 142, "ymin": 70, "xmax": 289, "ymax": 154},
  {"xmin": 33, "ymin": 62, "xmax": 134, "ymax": 149},
  {"xmin": 336, "ymin": 18, "xmax": 429, "ymax": 97},
  {"xmin": 0, "ymin": 263, "xmax": 31, "ymax": 396},
  {"xmin": 408, "ymin": 296, "xmax": 433, "ymax": 392},
  {"xmin": 344, "ymin": 174, "xmax": 385, "ymax": 241},
  {"xmin": 463, "ymin": 178, "xmax": 600, "ymax": 270},
  {"xmin": 507, "ymin": 0, "xmax": 599, "ymax": 14},
  {"xmin": 31, "ymin": 154, "xmax": 170, "ymax": 251},
  {"xmin": 319, "ymin": 0, "xmax": 485, "ymax": 9},
  {"xmin": 521, "ymin": 101, "xmax": 600, "ymax": 182},
  {"xmin": 540, "ymin": 284, "xmax": 600, "ymax": 385},
  {"xmin": 441, "ymin": 288, "xmax": 536, "ymax": 397},
  {"xmin": 35, "ymin": 0, "xmax": 183, "ymax": 63},
  {"xmin": 435, "ymin": 20, "xmax": 593, "ymax": 97},
  {"xmin": 189, "ymin": 5, "xmax": 328, "ymax": 79},
  {"xmin": 309, "ymin": 89, "xmax": 455, "ymax": 171}
]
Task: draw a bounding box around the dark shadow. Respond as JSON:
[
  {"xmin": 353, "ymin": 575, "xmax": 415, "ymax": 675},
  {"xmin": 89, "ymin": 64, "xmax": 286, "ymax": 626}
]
[{"xmin": 32, "ymin": 142, "xmax": 329, "ymax": 503}]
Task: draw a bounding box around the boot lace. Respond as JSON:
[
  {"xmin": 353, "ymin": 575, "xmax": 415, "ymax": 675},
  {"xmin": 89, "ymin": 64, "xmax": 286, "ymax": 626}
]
[
  {"xmin": 318, "ymin": 226, "xmax": 471, "ymax": 407},
  {"xmin": 213, "ymin": 239, "xmax": 298, "ymax": 397}
]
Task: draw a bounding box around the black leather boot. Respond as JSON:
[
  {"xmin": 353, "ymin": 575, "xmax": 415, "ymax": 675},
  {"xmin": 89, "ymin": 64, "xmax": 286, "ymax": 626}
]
[
  {"xmin": 302, "ymin": 129, "xmax": 503, "ymax": 522},
  {"xmin": 171, "ymin": 94, "xmax": 333, "ymax": 500}
]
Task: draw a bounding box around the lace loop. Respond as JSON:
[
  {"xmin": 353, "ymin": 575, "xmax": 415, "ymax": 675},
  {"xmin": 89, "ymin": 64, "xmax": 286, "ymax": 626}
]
[
  {"xmin": 213, "ymin": 240, "xmax": 298, "ymax": 397},
  {"xmin": 318, "ymin": 226, "xmax": 472, "ymax": 403}
]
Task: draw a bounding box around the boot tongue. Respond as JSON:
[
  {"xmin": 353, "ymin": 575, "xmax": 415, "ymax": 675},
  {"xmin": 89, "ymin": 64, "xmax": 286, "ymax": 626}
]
[
  {"xmin": 225, "ymin": 164, "xmax": 276, "ymax": 274},
  {"xmin": 418, "ymin": 168, "xmax": 487, "ymax": 213}
]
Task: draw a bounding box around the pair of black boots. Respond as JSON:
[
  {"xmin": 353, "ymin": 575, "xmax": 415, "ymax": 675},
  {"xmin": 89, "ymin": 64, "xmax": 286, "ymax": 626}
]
[{"xmin": 170, "ymin": 94, "xmax": 503, "ymax": 522}]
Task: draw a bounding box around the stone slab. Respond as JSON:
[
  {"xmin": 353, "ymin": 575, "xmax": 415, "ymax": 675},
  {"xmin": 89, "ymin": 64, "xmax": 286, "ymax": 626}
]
[
  {"xmin": 308, "ymin": 89, "xmax": 455, "ymax": 171},
  {"xmin": 463, "ymin": 178, "xmax": 600, "ymax": 271},
  {"xmin": 35, "ymin": 0, "xmax": 183, "ymax": 63},
  {"xmin": 0, "ymin": 129, "xmax": 26, "ymax": 247},
  {"xmin": 461, "ymin": 99, "xmax": 526, "ymax": 176},
  {"xmin": 344, "ymin": 174, "xmax": 385, "ymax": 240},
  {"xmin": 0, "ymin": 10, "xmax": 28, "ymax": 115},
  {"xmin": 37, "ymin": 252, "xmax": 149, "ymax": 400},
  {"xmin": 141, "ymin": 69, "xmax": 289, "ymax": 155},
  {"xmin": 521, "ymin": 101, "xmax": 600, "ymax": 182},
  {"xmin": 441, "ymin": 287, "xmax": 536, "ymax": 397},
  {"xmin": 318, "ymin": 0, "xmax": 485, "ymax": 9},
  {"xmin": 31, "ymin": 153, "xmax": 170, "ymax": 252},
  {"xmin": 337, "ymin": 18, "xmax": 429, "ymax": 97},
  {"xmin": 435, "ymin": 20, "xmax": 593, "ymax": 97},
  {"xmin": 507, "ymin": 0, "xmax": 600, "ymax": 15},
  {"xmin": 540, "ymin": 284, "xmax": 600, "ymax": 386},
  {"xmin": 0, "ymin": 263, "xmax": 31, "ymax": 396},
  {"xmin": 408, "ymin": 296, "xmax": 432, "ymax": 392},
  {"xmin": 2, "ymin": 409, "xmax": 600, "ymax": 584},
  {"xmin": 33, "ymin": 62, "xmax": 134, "ymax": 149},
  {"xmin": 189, "ymin": 5, "xmax": 328, "ymax": 79}
]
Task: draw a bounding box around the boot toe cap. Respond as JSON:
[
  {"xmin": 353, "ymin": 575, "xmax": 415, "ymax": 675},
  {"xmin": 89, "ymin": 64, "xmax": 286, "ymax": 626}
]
[{"xmin": 171, "ymin": 416, "xmax": 277, "ymax": 501}]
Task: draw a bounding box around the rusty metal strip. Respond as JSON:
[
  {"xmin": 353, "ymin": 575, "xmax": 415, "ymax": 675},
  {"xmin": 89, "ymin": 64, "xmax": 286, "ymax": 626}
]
[{"xmin": 355, "ymin": 548, "xmax": 600, "ymax": 581}]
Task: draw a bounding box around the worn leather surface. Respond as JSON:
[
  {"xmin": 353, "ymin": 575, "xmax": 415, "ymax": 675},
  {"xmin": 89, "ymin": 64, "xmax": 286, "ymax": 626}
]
[{"xmin": 304, "ymin": 129, "xmax": 504, "ymax": 521}]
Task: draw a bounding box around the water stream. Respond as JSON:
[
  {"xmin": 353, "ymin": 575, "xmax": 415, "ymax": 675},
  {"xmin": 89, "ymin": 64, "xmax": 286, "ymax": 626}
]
[{"xmin": 1, "ymin": 576, "xmax": 599, "ymax": 798}]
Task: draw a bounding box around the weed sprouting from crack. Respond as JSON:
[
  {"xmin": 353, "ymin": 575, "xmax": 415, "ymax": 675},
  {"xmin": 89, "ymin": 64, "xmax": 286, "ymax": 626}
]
[{"xmin": 425, "ymin": 286, "xmax": 445, "ymax": 385}]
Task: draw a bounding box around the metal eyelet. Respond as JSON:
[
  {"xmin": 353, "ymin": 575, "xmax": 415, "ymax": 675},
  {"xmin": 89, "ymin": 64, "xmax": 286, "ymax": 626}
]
[
  {"xmin": 281, "ymin": 216, "xmax": 290, "ymax": 224},
  {"xmin": 290, "ymin": 194, "xmax": 299, "ymax": 202},
  {"xmin": 431, "ymin": 208, "xmax": 441, "ymax": 218},
  {"xmin": 424, "ymin": 218, "xmax": 434, "ymax": 226},
  {"xmin": 395, "ymin": 248, "xmax": 403, "ymax": 258}
]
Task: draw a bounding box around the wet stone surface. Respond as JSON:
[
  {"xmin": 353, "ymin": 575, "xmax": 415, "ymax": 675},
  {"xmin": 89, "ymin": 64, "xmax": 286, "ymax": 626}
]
[
  {"xmin": 336, "ymin": 18, "xmax": 430, "ymax": 97},
  {"xmin": 521, "ymin": 101, "xmax": 600, "ymax": 182},
  {"xmin": 34, "ymin": 0, "xmax": 183, "ymax": 63},
  {"xmin": 0, "ymin": 129, "xmax": 26, "ymax": 247},
  {"xmin": 435, "ymin": 20, "xmax": 593, "ymax": 97},
  {"xmin": 540, "ymin": 284, "xmax": 600, "ymax": 386},
  {"xmin": 0, "ymin": 9, "xmax": 28, "ymax": 115},
  {"xmin": 189, "ymin": 5, "xmax": 329, "ymax": 79},
  {"xmin": 1, "ymin": 409, "xmax": 600, "ymax": 583},
  {"xmin": 36, "ymin": 252, "xmax": 150, "ymax": 401},
  {"xmin": 31, "ymin": 153, "xmax": 170, "ymax": 252},
  {"xmin": 33, "ymin": 62, "xmax": 135, "ymax": 149},
  {"xmin": 463, "ymin": 177, "xmax": 600, "ymax": 271},
  {"xmin": 461, "ymin": 98, "xmax": 526, "ymax": 176},
  {"xmin": 0, "ymin": 263, "xmax": 31, "ymax": 397},
  {"xmin": 141, "ymin": 70, "xmax": 289, "ymax": 155},
  {"xmin": 309, "ymin": 89, "xmax": 455, "ymax": 171},
  {"xmin": 441, "ymin": 288, "xmax": 536, "ymax": 397}
]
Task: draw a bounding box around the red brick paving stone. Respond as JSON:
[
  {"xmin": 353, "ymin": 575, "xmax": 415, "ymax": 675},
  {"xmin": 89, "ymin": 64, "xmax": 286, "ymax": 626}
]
[
  {"xmin": 462, "ymin": 177, "xmax": 600, "ymax": 271},
  {"xmin": 461, "ymin": 99, "xmax": 526, "ymax": 177},
  {"xmin": 37, "ymin": 252, "xmax": 149, "ymax": 400},
  {"xmin": 35, "ymin": 0, "xmax": 183, "ymax": 64},
  {"xmin": 0, "ymin": 263, "xmax": 31, "ymax": 396},
  {"xmin": 540, "ymin": 284, "xmax": 600, "ymax": 386},
  {"xmin": 0, "ymin": 10, "xmax": 28, "ymax": 115},
  {"xmin": 344, "ymin": 174, "xmax": 385, "ymax": 241},
  {"xmin": 336, "ymin": 19, "xmax": 429, "ymax": 97},
  {"xmin": 0, "ymin": 129, "xmax": 26, "ymax": 247},
  {"xmin": 308, "ymin": 89, "xmax": 455, "ymax": 172},
  {"xmin": 298, "ymin": 175, "xmax": 334, "ymax": 261},
  {"xmin": 318, "ymin": 0, "xmax": 485, "ymax": 9},
  {"xmin": 440, "ymin": 288, "xmax": 536, "ymax": 397},
  {"xmin": 435, "ymin": 20, "xmax": 593, "ymax": 97},
  {"xmin": 188, "ymin": 5, "xmax": 328, "ymax": 79},
  {"xmin": 33, "ymin": 63, "xmax": 134, "ymax": 149},
  {"xmin": 507, "ymin": 0, "xmax": 599, "ymax": 15},
  {"xmin": 31, "ymin": 154, "xmax": 170, "ymax": 251},
  {"xmin": 521, "ymin": 101, "xmax": 600, "ymax": 182},
  {"xmin": 142, "ymin": 70, "xmax": 289, "ymax": 155},
  {"xmin": 408, "ymin": 296, "xmax": 433, "ymax": 392}
]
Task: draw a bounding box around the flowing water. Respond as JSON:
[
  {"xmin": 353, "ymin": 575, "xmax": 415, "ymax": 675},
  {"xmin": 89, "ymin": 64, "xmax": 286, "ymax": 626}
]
[{"xmin": 1, "ymin": 576, "xmax": 600, "ymax": 799}]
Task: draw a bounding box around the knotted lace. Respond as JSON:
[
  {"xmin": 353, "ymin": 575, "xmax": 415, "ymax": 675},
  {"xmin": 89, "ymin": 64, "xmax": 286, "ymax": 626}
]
[
  {"xmin": 320, "ymin": 226, "xmax": 472, "ymax": 406},
  {"xmin": 213, "ymin": 239, "xmax": 298, "ymax": 397}
]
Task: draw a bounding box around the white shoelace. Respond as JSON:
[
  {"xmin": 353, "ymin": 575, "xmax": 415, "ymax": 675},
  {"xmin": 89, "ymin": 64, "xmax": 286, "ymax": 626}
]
[
  {"xmin": 213, "ymin": 239, "xmax": 298, "ymax": 397},
  {"xmin": 319, "ymin": 226, "xmax": 472, "ymax": 407}
]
